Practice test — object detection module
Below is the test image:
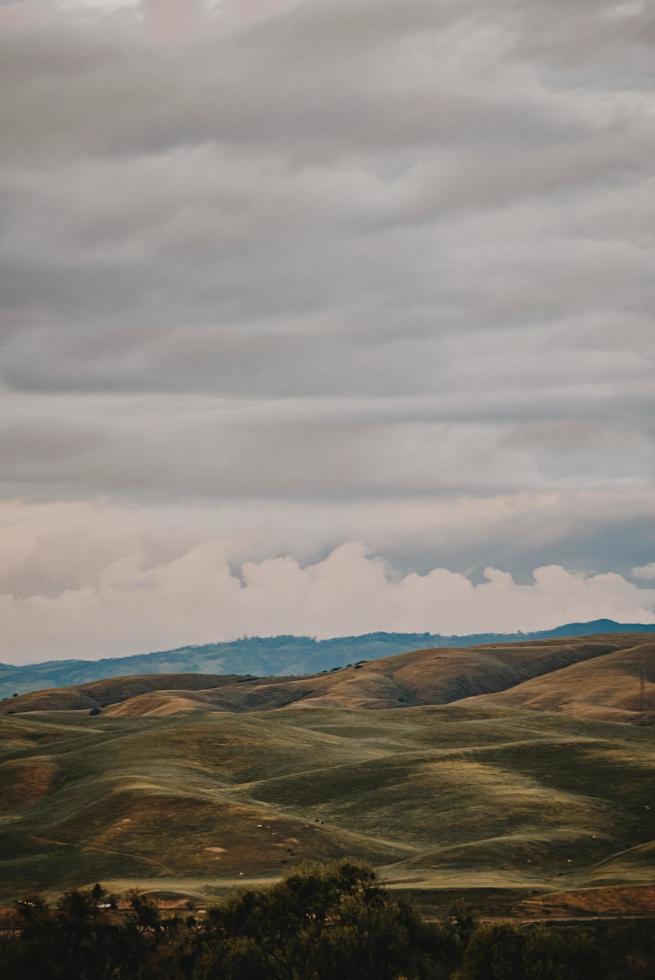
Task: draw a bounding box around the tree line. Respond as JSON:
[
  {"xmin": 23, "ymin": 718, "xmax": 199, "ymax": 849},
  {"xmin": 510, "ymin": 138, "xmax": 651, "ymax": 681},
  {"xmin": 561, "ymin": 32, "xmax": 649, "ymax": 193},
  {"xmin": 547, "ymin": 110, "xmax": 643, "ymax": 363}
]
[{"xmin": 0, "ymin": 861, "xmax": 652, "ymax": 979}]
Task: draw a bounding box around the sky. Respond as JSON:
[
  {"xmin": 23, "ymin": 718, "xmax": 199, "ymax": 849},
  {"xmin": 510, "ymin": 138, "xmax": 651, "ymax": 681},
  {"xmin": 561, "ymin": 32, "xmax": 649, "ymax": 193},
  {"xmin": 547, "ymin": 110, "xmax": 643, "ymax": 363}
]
[{"xmin": 1, "ymin": 0, "xmax": 654, "ymax": 664}]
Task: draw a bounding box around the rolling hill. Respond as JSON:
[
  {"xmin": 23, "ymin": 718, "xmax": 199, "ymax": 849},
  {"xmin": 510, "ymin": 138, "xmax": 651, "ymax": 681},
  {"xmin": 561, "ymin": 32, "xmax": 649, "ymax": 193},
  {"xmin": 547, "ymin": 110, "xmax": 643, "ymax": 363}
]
[
  {"xmin": 461, "ymin": 640, "xmax": 655, "ymax": 722},
  {"xmin": 0, "ymin": 674, "xmax": 257, "ymax": 716},
  {"xmin": 1, "ymin": 633, "xmax": 648, "ymax": 719},
  {"xmin": 1, "ymin": 619, "xmax": 653, "ymax": 700},
  {"xmin": 0, "ymin": 632, "xmax": 653, "ymax": 911},
  {"xmin": 0, "ymin": 696, "xmax": 653, "ymax": 908}
]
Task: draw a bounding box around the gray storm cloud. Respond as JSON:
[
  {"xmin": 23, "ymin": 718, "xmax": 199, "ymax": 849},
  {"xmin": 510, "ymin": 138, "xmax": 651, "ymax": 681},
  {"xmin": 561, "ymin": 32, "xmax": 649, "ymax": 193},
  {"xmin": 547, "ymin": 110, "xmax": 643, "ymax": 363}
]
[{"xmin": 0, "ymin": 0, "xmax": 653, "ymax": 661}]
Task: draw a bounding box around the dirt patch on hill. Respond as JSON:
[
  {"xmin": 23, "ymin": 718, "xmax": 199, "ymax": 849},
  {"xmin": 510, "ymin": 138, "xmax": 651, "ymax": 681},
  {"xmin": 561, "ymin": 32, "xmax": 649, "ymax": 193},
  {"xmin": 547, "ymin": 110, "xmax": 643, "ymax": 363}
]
[
  {"xmin": 1, "ymin": 757, "xmax": 57, "ymax": 806},
  {"xmin": 516, "ymin": 885, "xmax": 655, "ymax": 918}
]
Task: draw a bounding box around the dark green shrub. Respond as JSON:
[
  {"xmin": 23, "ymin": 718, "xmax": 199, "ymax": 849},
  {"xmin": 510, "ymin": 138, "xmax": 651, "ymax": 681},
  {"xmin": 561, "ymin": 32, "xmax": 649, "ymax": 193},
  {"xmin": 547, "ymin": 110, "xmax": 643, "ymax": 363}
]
[{"xmin": 456, "ymin": 922, "xmax": 600, "ymax": 980}]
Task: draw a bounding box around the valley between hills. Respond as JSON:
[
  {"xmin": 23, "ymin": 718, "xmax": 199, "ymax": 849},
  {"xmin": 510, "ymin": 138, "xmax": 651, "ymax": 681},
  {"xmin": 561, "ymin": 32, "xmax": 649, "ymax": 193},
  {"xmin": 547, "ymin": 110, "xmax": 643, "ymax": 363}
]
[{"xmin": 1, "ymin": 633, "xmax": 653, "ymax": 918}]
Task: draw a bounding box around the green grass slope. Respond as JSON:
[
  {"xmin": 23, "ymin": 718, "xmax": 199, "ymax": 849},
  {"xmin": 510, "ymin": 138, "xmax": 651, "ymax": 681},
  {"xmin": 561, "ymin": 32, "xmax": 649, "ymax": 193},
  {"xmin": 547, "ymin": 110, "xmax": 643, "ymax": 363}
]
[{"xmin": 0, "ymin": 701, "xmax": 653, "ymax": 905}]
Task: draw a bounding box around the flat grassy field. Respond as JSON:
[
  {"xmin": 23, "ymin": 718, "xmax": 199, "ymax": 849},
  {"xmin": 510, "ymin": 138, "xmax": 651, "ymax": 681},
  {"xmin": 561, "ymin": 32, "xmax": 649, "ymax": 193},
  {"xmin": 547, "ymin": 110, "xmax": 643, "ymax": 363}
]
[{"xmin": 1, "ymin": 699, "xmax": 653, "ymax": 910}]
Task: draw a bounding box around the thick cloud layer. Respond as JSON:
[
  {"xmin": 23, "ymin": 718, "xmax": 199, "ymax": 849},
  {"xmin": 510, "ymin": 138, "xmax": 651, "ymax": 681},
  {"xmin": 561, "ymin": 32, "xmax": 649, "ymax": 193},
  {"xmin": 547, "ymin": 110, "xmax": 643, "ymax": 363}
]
[
  {"xmin": 1, "ymin": 517, "xmax": 654, "ymax": 663},
  {"xmin": 0, "ymin": 0, "xmax": 653, "ymax": 661}
]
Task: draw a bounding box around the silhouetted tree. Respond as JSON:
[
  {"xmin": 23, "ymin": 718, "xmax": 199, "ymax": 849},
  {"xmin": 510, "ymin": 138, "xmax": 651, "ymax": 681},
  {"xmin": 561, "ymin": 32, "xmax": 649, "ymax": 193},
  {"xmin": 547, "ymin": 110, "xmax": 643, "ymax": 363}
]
[{"xmin": 456, "ymin": 922, "xmax": 600, "ymax": 980}]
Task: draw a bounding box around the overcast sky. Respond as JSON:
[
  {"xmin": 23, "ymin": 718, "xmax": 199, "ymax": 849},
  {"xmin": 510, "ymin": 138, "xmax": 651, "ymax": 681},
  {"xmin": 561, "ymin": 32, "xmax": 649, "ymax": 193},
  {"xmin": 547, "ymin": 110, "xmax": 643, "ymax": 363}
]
[{"xmin": 1, "ymin": 0, "xmax": 654, "ymax": 663}]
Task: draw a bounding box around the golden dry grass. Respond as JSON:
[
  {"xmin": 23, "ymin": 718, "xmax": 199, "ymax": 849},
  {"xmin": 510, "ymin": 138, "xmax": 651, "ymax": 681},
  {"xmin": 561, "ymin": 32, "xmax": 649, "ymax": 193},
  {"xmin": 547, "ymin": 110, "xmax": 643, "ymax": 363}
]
[
  {"xmin": 4, "ymin": 633, "xmax": 645, "ymax": 719},
  {"xmin": 461, "ymin": 640, "xmax": 655, "ymax": 721}
]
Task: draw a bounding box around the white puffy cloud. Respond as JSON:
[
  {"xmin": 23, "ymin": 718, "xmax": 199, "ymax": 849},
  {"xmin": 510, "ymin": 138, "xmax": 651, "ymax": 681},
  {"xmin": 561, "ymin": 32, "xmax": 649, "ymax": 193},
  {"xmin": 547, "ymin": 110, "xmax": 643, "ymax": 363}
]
[
  {"xmin": 632, "ymin": 563, "xmax": 655, "ymax": 581},
  {"xmin": 1, "ymin": 535, "xmax": 653, "ymax": 664},
  {"xmin": 0, "ymin": 500, "xmax": 653, "ymax": 663}
]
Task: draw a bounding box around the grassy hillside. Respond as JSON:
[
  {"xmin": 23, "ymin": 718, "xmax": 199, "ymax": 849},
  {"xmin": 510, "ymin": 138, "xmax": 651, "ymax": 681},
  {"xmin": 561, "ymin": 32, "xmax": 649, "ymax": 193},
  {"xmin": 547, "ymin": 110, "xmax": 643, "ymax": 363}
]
[
  {"xmin": 463, "ymin": 640, "xmax": 655, "ymax": 721},
  {"xmin": 0, "ymin": 674, "xmax": 260, "ymax": 715},
  {"xmin": 0, "ymin": 700, "xmax": 653, "ymax": 904},
  {"xmin": 1, "ymin": 634, "xmax": 643, "ymax": 718},
  {"xmin": 1, "ymin": 632, "xmax": 653, "ymax": 910},
  {"xmin": 2, "ymin": 620, "xmax": 653, "ymax": 700}
]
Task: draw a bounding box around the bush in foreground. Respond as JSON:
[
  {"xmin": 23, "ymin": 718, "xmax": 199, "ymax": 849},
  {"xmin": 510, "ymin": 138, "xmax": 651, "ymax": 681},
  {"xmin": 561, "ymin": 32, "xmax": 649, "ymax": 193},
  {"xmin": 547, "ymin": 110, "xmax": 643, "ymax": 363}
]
[
  {"xmin": 454, "ymin": 922, "xmax": 600, "ymax": 980},
  {"xmin": 194, "ymin": 861, "xmax": 460, "ymax": 980},
  {"xmin": 0, "ymin": 862, "xmax": 645, "ymax": 979}
]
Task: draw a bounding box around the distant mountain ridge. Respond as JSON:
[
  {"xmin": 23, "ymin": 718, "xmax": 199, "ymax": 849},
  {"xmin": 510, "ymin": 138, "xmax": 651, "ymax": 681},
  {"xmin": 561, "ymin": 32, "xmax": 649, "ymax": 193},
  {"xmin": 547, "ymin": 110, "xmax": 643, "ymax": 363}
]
[
  {"xmin": 4, "ymin": 632, "xmax": 651, "ymax": 721},
  {"xmin": 0, "ymin": 619, "xmax": 653, "ymax": 700}
]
